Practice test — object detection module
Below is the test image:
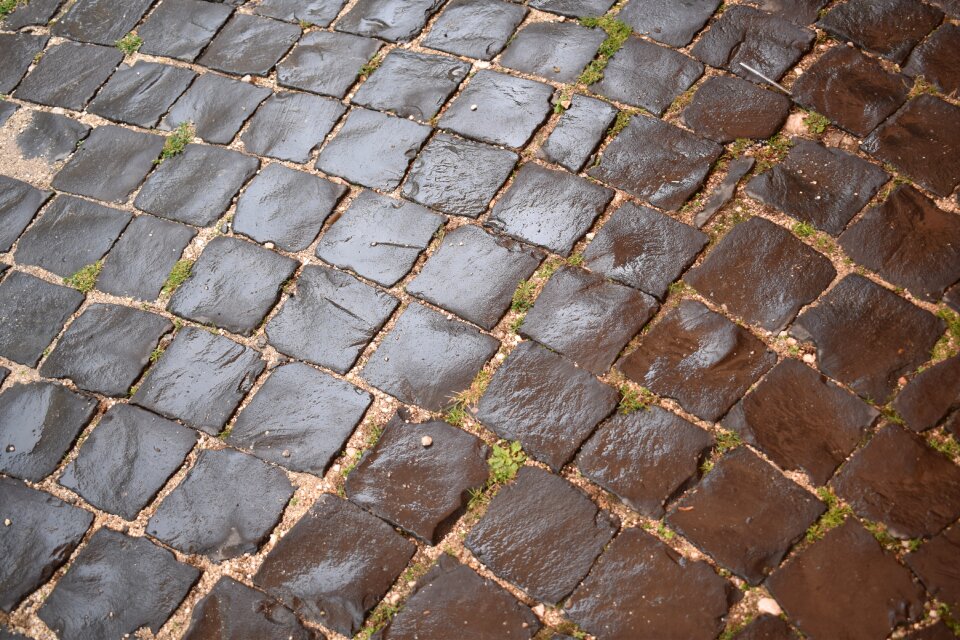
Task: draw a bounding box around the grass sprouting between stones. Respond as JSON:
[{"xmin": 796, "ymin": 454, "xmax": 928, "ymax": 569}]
[
  {"xmin": 511, "ymin": 279, "xmax": 537, "ymax": 313},
  {"xmin": 116, "ymin": 33, "xmax": 143, "ymax": 56},
  {"xmin": 805, "ymin": 487, "xmax": 852, "ymax": 542},
  {"xmin": 156, "ymin": 122, "xmax": 194, "ymax": 164},
  {"xmin": 618, "ymin": 384, "xmax": 653, "ymax": 414},
  {"xmin": 488, "ymin": 440, "xmax": 526, "ymax": 485},
  {"xmin": 577, "ymin": 16, "xmax": 632, "ymax": 86},
  {"xmin": 0, "ymin": 0, "xmax": 26, "ymax": 18},
  {"xmin": 931, "ymin": 307, "xmax": 960, "ymax": 361},
  {"xmin": 161, "ymin": 259, "xmax": 193, "ymax": 297},
  {"xmin": 792, "ymin": 221, "xmax": 815, "ymax": 238},
  {"xmin": 63, "ymin": 261, "xmax": 102, "ymax": 293},
  {"xmin": 445, "ymin": 370, "xmax": 491, "ymax": 426},
  {"xmin": 753, "ymin": 133, "xmax": 793, "ymax": 173},
  {"xmin": 803, "ymin": 110, "xmax": 830, "ymax": 137},
  {"xmin": 358, "ymin": 51, "xmax": 384, "ymax": 77},
  {"xmin": 714, "ymin": 429, "xmax": 742, "ymax": 453}
]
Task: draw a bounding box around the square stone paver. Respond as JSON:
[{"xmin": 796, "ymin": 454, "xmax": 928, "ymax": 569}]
[
  {"xmin": 682, "ymin": 76, "xmax": 791, "ymax": 143},
  {"xmin": 685, "ymin": 217, "xmax": 836, "ymax": 331},
  {"xmin": 501, "ymin": 22, "xmax": 605, "ymax": 84},
  {"xmin": 199, "ymin": 14, "xmax": 301, "ymax": 77},
  {"xmin": 589, "ymin": 115, "xmax": 722, "ymax": 211},
  {"xmin": 745, "ymin": 139, "xmax": 889, "ymax": 236},
  {"xmin": 162, "ymin": 73, "xmax": 271, "ymax": 145},
  {"xmin": 277, "ymin": 31, "xmax": 382, "ymax": 98},
  {"xmin": 147, "ymin": 448, "xmax": 293, "ymax": 561},
  {"xmin": 266, "ymin": 264, "xmax": 398, "ymax": 373},
  {"xmin": 315, "ymin": 190, "xmax": 443, "ymax": 287},
  {"xmin": 565, "ymin": 528, "xmax": 734, "ymax": 640},
  {"xmin": 183, "ymin": 577, "xmax": 316, "ymax": 640},
  {"xmin": 362, "ymin": 302, "xmax": 499, "ymax": 411},
  {"xmin": 51, "ymin": 0, "xmax": 153, "ymax": 46},
  {"xmin": 241, "ymin": 91, "xmax": 346, "ymax": 163},
  {"xmin": 422, "ymin": 0, "xmax": 527, "ymax": 60},
  {"xmin": 138, "ymin": 0, "xmax": 233, "ymax": 62},
  {"xmin": 618, "ymin": 0, "xmax": 720, "ymax": 47},
  {"xmin": 0, "ymin": 476, "xmax": 92, "ymax": 613},
  {"xmin": 316, "ymin": 108, "xmax": 430, "ymax": 190},
  {"xmin": 59, "ymin": 404, "xmax": 197, "ymax": 520},
  {"xmin": 169, "ymin": 236, "xmax": 298, "ymax": 336},
  {"xmin": 88, "ymin": 62, "xmax": 196, "ymax": 128},
  {"xmin": 893, "ymin": 355, "xmax": 960, "ymax": 433},
  {"xmin": 335, "ymin": 0, "xmax": 442, "ymax": 42},
  {"xmin": 903, "ymin": 23, "xmax": 960, "ymax": 95},
  {"xmin": 0, "ymin": 176, "xmax": 51, "ymax": 253},
  {"xmin": 538, "ymin": 94, "xmax": 617, "ymax": 173},
  {"xmin": 0, "ymin": 33, "xmax": 49, "ymax": 95},
  {"xmin": 132, "ymin": 327, "xmax": 265, "ymax": 435},
  {"xmin": 666, "ymin": 447, "xmax": 825, "ymax": 584},
  {"xmin": 905, "ymin": 523, "xmax": 960, "ymax": 611},
  {"xmin": 38, "ymin": 528, "xmax": 199, "ymax": 640},
  {"xmin": 233, "ymin": 163, "xmax": 347, "ymax": 251},
  {"xmin": 816, "ymin": 0, "xmax": 942, "ymax": 64},
  {"xmin": 14, "ymin": 42, "xmax": 121, "ymax": 110},
  {"xmin": 228, "ymin": 361, "xmax": 372, "ymax": 475},
  {"xmin": 353, "ymin": 50, "xmax": 469, "ymax": 120},
  {"xmin": 254, "ymin": 0, "xmax": 346, "ymax": 25},
  {"xmin": 583, "ymin": 202, "xmax": 708, "ymax": 299},
  {"xmin": 619, "ymin": 300, "xmax": 776, "ymax": 422},
  {"xmin": 791, "ymin": 274, "xmax": 944, "ymax": 402},
  {"xmin": 15, "ymin": 112, "xmax": 90, "ymax": 164},
  {"xmin": 346, "ymin": 413, "xmax": 489, "ymax": 543},
  {"xmin": 0, "ymin": 272, "xmax": 83, "ymax": 366},
  {"xmin": 489, "ymin": 163, "xmax": 613, "ymax": 256},
  {"xmin": 255, "ymin": 494, "xmax": 416, "ymax": 636},
  {"xmin": 577, "ymin": 406, "xmax": 714, "ymax": 518},
  {"xmin": 407, "ymin": 225, "xmax": 542, "ymax": 329},
  {"xmin": 439, "ymin": 70, "xmax": 553, "ymax": 149},
  {"xmin": 521, "ymin": 266, "xmax": 657, "ymax": 374},
  {"xmin": 40, "ymin": 304, "xmax": 171, "ymax": 397},
  {"xmin": 723, "ymin": 358, "xmax": 878, "ymax": 485},
  {"xmin": 466, "ymin": 466, "xmax": 618, "ymax": 603},
  {"xmin": 477, "ymin": 340, "xmax": 618, "ymax": 470}
]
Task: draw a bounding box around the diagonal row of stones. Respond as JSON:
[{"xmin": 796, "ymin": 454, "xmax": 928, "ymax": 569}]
[{"xmin": 0, "ymin": 0, "xmax": 959, "ymax": 639}]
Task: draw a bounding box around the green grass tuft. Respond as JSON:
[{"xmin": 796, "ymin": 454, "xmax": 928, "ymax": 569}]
[
  {"xmin": 715, "ymin": 429, "xmax": 742, "ymax": 453},
  {"xmin": 156, "ymin": 122, "xmax": 194, "ymax": 163},
  {"xmin": 488, "ymin": 441, "xmax": 526, "ymax": 485},
  {"xmin": 806, "ymin": 487, "xmax": 852, "ymax": 542},
  {"xmin": 63, "ymin": 261, "xmax": 102, "ymax": 293},
  {"xmin": 577, "ymin": 16, "xmax": 631, "ymax": 85},
  {"xmin": 511, "ymin": 279, "xmax": 537, "ymax": 312},
  {"xmin": 803, "ymin": 110, "xmax": 830, "ymax": 137},
  {"xmin": 0, "ymin": 0, "xmax": 26, "ymax": 19},
  {"xmin": 619, "ymin": 384, "xmax": 653, "ymax": 414},
  {"xmin": 161, "ymin": 259, "xmax": 193, "ymax": 296},
  {"xmin": 792, "ymin": 221, "xmax": 815, "ymax": 238},
  {"xmin": 116, "ymin": 33, "xmax": 143, "ymax": 56}
]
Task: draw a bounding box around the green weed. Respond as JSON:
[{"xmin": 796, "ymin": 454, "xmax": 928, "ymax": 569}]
[{"xmin": 63, "ymin": 261, "xmax": 102, "ymax": 293}]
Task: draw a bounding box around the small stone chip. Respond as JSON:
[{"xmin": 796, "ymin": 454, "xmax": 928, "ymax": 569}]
[{"xmin": 421, "ymin": 436, "xmax": 433, "ymax": 448}]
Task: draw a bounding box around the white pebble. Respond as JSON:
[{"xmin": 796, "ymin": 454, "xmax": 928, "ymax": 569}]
[
  {"xmin": 802, "ymin": 353, "xmax": 816, "ymax": 364},
  {"xmin": 758, "ymin": 597, "xmax": 782, "ymax": 616},
  {"xmin": 3, "ymin": 519, "xmax": 10, "ymax": 526},
  {"xmin": 470, "ymin": 104, "xmax": 478, "ymax": 111},
  {"xmin": 421, "ymin": 435, "xmax": 433, "ymax": 448}
]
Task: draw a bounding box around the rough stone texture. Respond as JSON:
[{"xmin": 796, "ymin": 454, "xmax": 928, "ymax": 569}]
[
  {"xmin": 0, "ymin": 34, "xmax": 48, "ymax": 95},
  {"xmin": 477, "ymin": 341, "xmax": 618, "ymax": 470},
  {"xmin": 565, "ymin": 527, "xmax": 734, "ymax": 640},
  {"xmin": 529, "ymin": 0, "xmax": 614, "ymax": 16},
  {"xmin": 403, "ymin": 133, "xmax": 517, "ymax": 218},
  {"xmin": 832, "ymin": 425, "xmax": 960, "ymax": 539},
  {"xmin": 700, "ymin": 160, "xmax": 757, "ymax": 227},
  {"xmin": 374, "ymin": 555, "xmax": 540, "ymax": 640},
  {"xmin": 792, "ymin": 46, "xmax": 911, "ymax": 138},
  {"xmin": 905, "ymin": 523, "xmax": 960, "ymax": 610},
  {"xmin": 336, "ymin": 0, "xmax": 442, "ymax": 42},
  {"xmin": 40, "ymin": 304, "xmax": 172, "ymax": 397},
  {"xmin": 894, "ymin": 355, "xmax": 960, "ymax": 433},
  {"xmin": 199, "ymin": 14, "xmax": 301, "ymax": 77},
  {"xmin": 169, "ymin": 236, "xmax": 298, "ymax": 336},
  {"xmin": 488, "ymin": 163, "xmax": 613, "ymax": 256},
  {"xmin": 267, "ymin": 265, "xmax": 398, "ymax": 373},
  {"xmin": 346, "ymin": 413, "xmax": 489, "ymax": 543},
  {"xmin": 577, "ymin": 407, "xmax": 714, "ymax": 518},
  {"xmin": 816, "ymin": 0, "xmax": 943, "ymax": 64},
  {"xmin": 135, "ymin": 144, "xmax": 259, "ymax": 226},
  {"xmin": 521, "ymin": 266, "xmax": 657, "ymax": 374},
  {"xmin": 0, "ymin": 101, "xmax": 17, "ymax": 126},
  {"xmin": 38, "ymin": 528, "xmax": 199, "ymax": 640},
  {"xmin": 466, "ymin": 466, "xmax": 618, "ymax": 603},
  {"xmin": 52, "ymin": 125, "xmax": 164, "ymax": 204},
  {"xmin": 242, "ymin": 91, "xmax": 345, "ymax": 163},
  {"xmin": 724, "ymin": 358, "xmax": 878, "ymax": 485},
  {"xmin": 501, "ymin": 22, "xmax": 605, "ymax": 83},
  {"xmin": 277, "ymin": 31, "xmax": 382, "ymax": 98},
  {"xmin": 15, "ymin": 111, "xmax": 90, "ymax": 163},
  {"xmin": 139, "ymin": 0, "xmax": 233, "ymax": 62},
  {"xmin": 255, "ymin": 0, "xmax": 345, "ymax": 26},
  {"xmin": 685, "ymin": 217, "xmax": 836, "ymax": 331},
  {"xmin": 362, "ymin": 303, "xmax": 499, "ymax": 411},
  {"xmin": 255, "ymin": 494, "xmax": 416, "ymax": 636},
  {"xmin": 589, "ymin": 115, "xmax": 722, "ymax": 211},
  {"xmin": 407, "ymin": 225, "xmax": 542, "ymax": 329},
  {"xmin": 538, "ymin": 94, "xmax": 617, "ymax": 172},
  {"xmin": 620, "ymin": 300, "xmax": 776, "ymax": 421},
  {"xmin": 353, "ymin": 50, "xmax": 469, "ymax": 120},
  {"xmin": 0, "ymin": 272, "xmax": 83, "ymax": 367},
  {"xmin": 862, "ymin": 94, "xmax": 960, "ymax": 198},
  {"xmin": 746, "ymin": 139, "xmax": 889, "ymax": 236},
  {"xmin": 2, "ymin": 0, "xmax": 65, "ymax": 29},
  {"xmin": 52, "ymin": 0, "xmax": 154, "ymax": 46},
  {"xmin": 903, "ymin": 23, "xmax": 960, "ymax": 95},
  {"xmin": 439, "ymin": 70, "xmax": 553, "ymax": 149},
  {"xmin": 162, "ymin": 73, "xmax": 271, "ymax": 144},
  {"xmin": 792, "ymin": 274, "xmax": 944, "ymax": 402},
  {"xmin": 732, "ymin": 615, "xmax": 799, "ymax": 639},
  {"xmin": 421, "ymin": 0, "xmax": 527, "ymax": 60},
  {"xmin": 682, "ymin": 76, "xmax": 791, "ymax": 143},
  {"xmin": 767, "ymin": 520, "xmax": 925, "ymax": 640},
  {"xmin": 667, "ymin": 447, "xmax": 825, "ymax": 584},
  {"xmin": 591, "ymin": 36, "xmax": 703, "ymax": 116},
  {"xmin": 147, "ymin": 448, "xmax": 294, "ymax": 561},
  {"xmin": 15, "ymin": 42, "xmax": 121, "ymax": 110},
  {"xmin": 0, "ymin": 476, "xmax": 92, "ymax": 613},
  {"xmin": 903, "ymin": 623, "xmax": 959, "ymax": 640},
  {"xmin": 132, "ymin": 327, "xmax": 265, "ymax": 435},
  {"xmin": 233, "ymin": 163, "xmax": 347, "ymax": 252},
  {"xmin": 88, "ymin": 62, "xmax": 197, "ymax": 128},
  {"xmin": 619, "ymin": 0, "xmax": 719, "ymax": 46},
  {"xmin": 743, "ymin": 0, "xmax": 827, "ymax": 24},
  {"xmin": 0, "ymin": 176, "xmax": 52, "ymax": 253},
  {"xmin": 228, "ymin": 362, "xmax": 372, "ymax": 475},
  {"xmin": 315, "ymin": 190, "xmax": 443, "ymax": 287}
]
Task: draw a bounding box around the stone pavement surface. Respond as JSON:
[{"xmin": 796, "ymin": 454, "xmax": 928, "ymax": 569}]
[{"xmin": 0, "ymin": 0, "xmax": 958, "ymax": 638}]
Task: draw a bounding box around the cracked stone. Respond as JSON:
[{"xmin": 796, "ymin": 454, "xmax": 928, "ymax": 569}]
[
  {"xmin": 139, "ymin": 0, "xmax": 233, "ymax": 61},
  {"xmin": 15, "ymin": 111, "xmax": 91, "ymax": 163},
  {"xmin": 618, "ymin": 0, "xmax": 720, "ymax": 47},
  {"xmin": 14, "ymin": 42, "xmax": 120, "ymax": 110},
  {"xmin": 255, "ymin": 0, "xmax": 345, "ymax": 25},
  {"xmin": 336, "ymin": 0, "xmax": 442, "ymax": 42},
  {"xmin": 0, "ymin": 34, "xmax": 48, "ymax": 95},
  {"xmin": 0, "ymin": 176, "xmax": 52, "ymax": 253},
  {"xmin": 903, "ymin": 24, "xmax": 960, "ymax": 95},
  {"xmin": 200, "ymin": 14, "xmax": 300, "ymax": 76},
  {"xmin": 905, "ymin": 522, "xmax": 960, "ymax": 611},
  {"xmin": 682, "ymin": 76, "xmax": 791, "ymax": 143},
  {"xmin": 477, "ymin": 341, "xmax": 618, "ymax": 470},
  {"xmin": 277, "ymin": 31, "xmax": 382, "ymax": 98},
  {"xmin": 538, "ymin": 94, "xmax": 617, "ymax": 173},
  {"xmin": 242, "ymin": 91, "xmax": 346, "ymax": 163},
  {"xmin": 88, "ymin": 62, "xmax": 196, "ymax": 128},
  {"xmin": 162, "ymin": 73, "xmax": 271, "ymax": 144},
  {"xmin": 501, "ymin": 22, "xmax": 605, "ymax": 83},
  {"xmin": 894, "ymin": 355, "xmax": 960, "ymax": 433},
  {"xmin": 816, "ymin": 0, "xmax": 942, "ymax": 64},
  {"xmin": 52, "ymin": 0, "xmax": 153, "ymax": 46},
  {"xmin": 2, "ymin": 0, "xmax": 66, "ymax": 29},
  {"xmin": 422, "ymin": 0, "xmax": 526, "ymax": 60},
  {"xmin": 353, "ymin": 50, "xmax": 469, "ymax": 120},
  {"xmin": 0, "ymin": 272, "xmax": 83, "ymax": 367}
]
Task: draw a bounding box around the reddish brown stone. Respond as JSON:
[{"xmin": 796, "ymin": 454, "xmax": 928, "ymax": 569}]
[
  {"xmin": 682, "ymin": 76, "xmax": 790, "ymax": 143},
  {"xmin": 733, "ymin": 615, "xmax": 799, "ymax": 639},
  {"xmin": 905, "ymin": 523, "xmax": 960, "ymax": 610},
  {"xmin": 816, "ymin": 0, "xmax": 942, "ymax": 64},
  {"xmin": 903, "ymin": 23, "xmax": 960, "ymax": 95},
  {"xmin": 894, "ymin": 355, "xmax": 960, "ymax": 433}
]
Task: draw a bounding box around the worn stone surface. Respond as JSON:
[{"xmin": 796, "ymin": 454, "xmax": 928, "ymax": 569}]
[
  {"xmin": 347, "ymin": 414, "xmax": 489, "ymax": 543},
  {"xmin": 255, "ymin": 494, "xmax": 416, "ymax": 636},
  {"xmin": 15, "ymin": 111, "xmax": 90, "ymax": 163},
  {"xmin": 695, "ymin": 156, "xmax": 755, "ymax": 227},
  {"xmin": 904, "ymin": 23, "xmax": 960, "ymax": 95},
  {"xmin": 2, "ymin": 0, "xmax": 65, "ymax": 29},
  {"xmin": 746, "ymin": 139, "xmax": 889, "ymax": 236},
  {"xmin": 407, "ymin": 225, "xmax": 541, "ymax": 329},
  {"xmin": 0, "ymin": 272, "xmax": 83, "ymax": 367},
  {"xmin": 724, "ymin": 359, "xmax": 877, "ymax": 485},
  {"xmin": 52, "ymin": 0, "xmax": 153, "ymax": 46},
  {"xmin": 242, "ymin": 91, "xmax": 345, "ymax": 163},
  {"xmin": 0, "ymin": 101, "xmax": 17, "ymax": 126},
  {"xmin": 315, "ymin": 190, "xmax": 443, "ymax": 287},
  {"xmin": 229, "ymin": 362, "xmax": 371, "ymax": 475},
  {"xmin": 894, "ymin": 355, "xmax": 960, "ymax": 433},
  {"xmin": 577, "ymin": 407, "xmax": 714, "ymax": 518},
  {"xmin": 200, "ymin": 14, "xmax": 301, "ymax": 76},
  {"xmin": 59, "ymin": 404, "xmax": 196, "ymax": 520},
  {"xmin": 234, "ymin": 163, "xmax": 347, "ymax": 252},
  {"xmin": 905, "ymin": 523, "xmax": 960, "ymax": 611},
  {"xmin": 538, "ymin": 94, "xmax": 617, "ymax": 173},
  {"xmin": 132, "ymin": 327, "xmax": 265, "ymax": 435},
  {"xmin": 816, "ymin": 0, "xmax": 942, "ymax": 64},
  {"xmin": 743, "ymin": 0, "xmax": 826, "ymax": 24},
  {"xmin": 477, "ymin": 341, "xmax": 618, "ymax": 470},
  {"xmin": 162, "ymin": 73, "xmax": 271, "ymax": 144},
  {"xmin": 767, "ymin": 520, "xmax": 925, "ymax": 640},
  {"xmin": 277, "ymin": 31, "xmax": 382, "ymax": 98},
  {"xmin": 0, "ymin": 34, "xmax": 48, "ymax": 95},
  {"xmin": 139, "ymin": 0, "xmax": 233, "ymax": 62},
  {"xmin": 903, "ymin": 623, "xmax": 960, "ymax": 640},
  {"xmin": 421, "ymin": 0, "xmax": 527, "ymax": 60},
  {"xmin": 0, "ymin": 476, "xmax": 92, "ymax": 613},
  {"xmin": 565, "ymin": 527, "xmax": 734, "ymax": 640},
  {"xmin": 15, "ymin": 42, "xmax": 121, "ymax": 110},
  {"xmin": 38, "ymin": 527, "xmax": 199, "ymax": 640},
  {"xmin": 354, "ymin": 50, "xmax": 469, "ymax": 120},
  {"xmin": 267, "ymin": 265, "xmax": 398, "ymax": 373},
  {"xmin": 792, "ymin": 274, "xmax": 944, "ymax": 402},
  {"xmin": 619, "ymin": 0, "xmax": 719, "ymax": 47},
  {"xmin": 336, "ymin": 0, "xmax": 441, "ymax": 42},
  {"xmin": 362, "ymin": 303, "xmax": 499, "ymax": 411},
  {"xmin": 466, "ymin": 466, "xmax": 618, "ymax": 603},
  {"xmin": 0, "ymin": 176, "xmax": 52, "ymax": 253},
  {"xmin": 88, "ymin": 62, "xmax": 196, "ymax": 129},
  {"xmin": 732, "ymin": 615, "xmax": 799, "ymax": 639},
  {"xmin": 683, "ymin": 76, "xmax": 790, "ymax": 143},
  {"xmin": 501, "ymin": 22, "xmax": 605, "ymax": 84},
  {"xmin": 403, "ymin": 133, "xmax": 517, "ymax": 218},
  {"xmin": 529, "ymin": 0, "xmax": 614, "ymax": 16},
  {"xmin": 255, "ymin": 0, "xmax": 345, "ymax": 25},
  {"xmin": 521, "ymin": 266, "xmax": 657, "ymax": 374}
]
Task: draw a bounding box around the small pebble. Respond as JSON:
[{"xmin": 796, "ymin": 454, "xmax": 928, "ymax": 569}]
[
  {"xmin": 281, "ymin": 449, "xmax": 291, "ymax": 458},
  {"xmin": 3, "ymin": 518, "xmax": 11, "ymax": 526},
  {"xmin": 470, "ymin": 104, "xmax": 478, "ymax": 111},
  {"xmin": 421, "ymin": 435, "xmax": 433, "ymax": 448},
  {"xmin": 757, "ymin": 597, "xmax": 782, "ymax": 616},
  {"xmin": 802, "ymin": 353, "xmax": 816, "ymax": 364},
  {"xmin": 265, "ymin": 242, "xmax": 275, "ymax": 249},
  {"xmin": 532, "ymin": 604, "xmax": 546, "ymax": 617}
]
